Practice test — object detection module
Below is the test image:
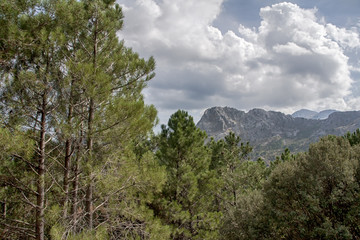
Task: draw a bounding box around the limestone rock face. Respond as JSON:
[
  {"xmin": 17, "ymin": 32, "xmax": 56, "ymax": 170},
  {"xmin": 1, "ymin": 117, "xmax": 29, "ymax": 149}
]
[{"xmin": 197, "ymin": 107, "xmax": 360, "ymax": 160}]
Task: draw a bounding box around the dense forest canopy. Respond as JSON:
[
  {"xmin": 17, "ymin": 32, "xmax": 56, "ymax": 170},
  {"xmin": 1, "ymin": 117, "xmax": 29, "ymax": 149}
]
[{"xmin": 1, "ymin": 1, "xmax": 360, "ymax": 239}]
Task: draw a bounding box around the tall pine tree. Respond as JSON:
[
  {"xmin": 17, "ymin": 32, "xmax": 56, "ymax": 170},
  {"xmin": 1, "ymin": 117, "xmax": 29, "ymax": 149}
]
[
  {"xmin": 154, "ymin": 110, "xmax": 221, "ymax": 239},
  {"xmin": 1, "ymin": 0, "xmax": 166, "ymax": 239}
]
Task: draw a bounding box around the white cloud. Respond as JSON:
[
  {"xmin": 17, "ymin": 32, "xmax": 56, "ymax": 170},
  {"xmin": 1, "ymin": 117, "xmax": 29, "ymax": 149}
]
[
  {"xmin": 118, "ymin": 1, "xmax": 360, "ymax": 124},
  {"xmin": 119, "ymin": 0, "xmax": 224, "ymax": 60},
  {"xmin": 273, "ymin": 42, "xmax": 311, "ymax": 56},
  {"xmin": 326, "ymin": 23, "xmax": 360, "ymax": 49}
]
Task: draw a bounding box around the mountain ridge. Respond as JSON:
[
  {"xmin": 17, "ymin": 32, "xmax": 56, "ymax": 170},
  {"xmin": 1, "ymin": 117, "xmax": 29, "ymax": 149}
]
[
  {"xmin": 292, "ymin": 109, "xmax": 338, "ymax": 120},
  {"xmin": 197, "ymin": 106, "xmax": 360, "ymax": 161}
]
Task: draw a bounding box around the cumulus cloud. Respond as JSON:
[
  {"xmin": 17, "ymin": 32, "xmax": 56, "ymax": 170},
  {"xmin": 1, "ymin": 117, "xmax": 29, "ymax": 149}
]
[
  {"xmin": 118, "ymin": 1, "xmax": 360, "ymax": 124},
  {"xmin": 326, "ymin": 23, "xmax": 360, "ymax": 48}
]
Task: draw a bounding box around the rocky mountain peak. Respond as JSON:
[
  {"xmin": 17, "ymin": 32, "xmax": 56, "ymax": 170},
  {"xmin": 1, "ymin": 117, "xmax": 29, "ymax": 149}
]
[
  {"xmin": 197, "ymin": 106, "xmax": 360, "ymax": 161},
  {"xmin": 197, "ymin": 107, "xmax": 245, "ymax": 135}
]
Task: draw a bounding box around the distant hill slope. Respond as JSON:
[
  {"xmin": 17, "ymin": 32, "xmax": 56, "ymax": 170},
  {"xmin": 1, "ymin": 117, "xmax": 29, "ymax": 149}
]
[
  {"xmin": 292, "ymin": 109, "xmax": 318, "ymax": 119},
  {"xmin": 197, "ymin": 107, "xmax": 360, "ymax": 161},
  {"xmin": 292, "ymin": 109, "xmax": 338, "ymax": 120}
]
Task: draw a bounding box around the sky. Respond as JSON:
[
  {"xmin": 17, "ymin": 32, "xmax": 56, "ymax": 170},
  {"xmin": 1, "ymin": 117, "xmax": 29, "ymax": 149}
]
[{"xmin": 117, "ymin": 0, "xmax": 360, "ymax": 127}]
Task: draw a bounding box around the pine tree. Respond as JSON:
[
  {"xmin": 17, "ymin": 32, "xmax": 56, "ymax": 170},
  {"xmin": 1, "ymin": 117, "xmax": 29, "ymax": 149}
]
[
  {"xmin": 209, "ymin": 132, "xmax": 255, "ymax": 209},
  {"xmin": 154, "ymin": 110, "xmax": 221, "ymax": 239},
  {"xmin": 344, "ymin": 128, "xmax": 360, "ymax": 146},
  {"xmin": 1, "ymin": 0, "xmax": 166, "ymax": 238},
  {"xmin": 208, "ymin": 132, "xmax": 270, "ymax": 240},
  {"xmin": 0, "ymin": 1, "xmax": 65, "ymax": 238},
  {"xmin": 50, "ymin": 0, "xmax": 164, "ymax": 237}
]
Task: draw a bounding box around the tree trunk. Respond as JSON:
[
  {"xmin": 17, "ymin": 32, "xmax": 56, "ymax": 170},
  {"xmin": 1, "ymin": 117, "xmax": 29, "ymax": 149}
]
[
  {"xmin": 85, "ymin": 183, "xmax": 93, "ymax": 229},
  {"xmin": 71, "ymin": 155, "xmax": 79, "ymax": 231},
  {"xmin": 84, "ymin": 14, "xmax": 98, "ymax": 229},
  {"xmin": 85, "ymin": 98, "xmax": 94, "ymax": 229},
  {"xmin": 63, "ymin": 138, "xmax": 72, "ymax": 218},
  {"xmin": 63, "ymin": 83, "xmax": 74, "ymax": 218},
  {"xmin": 36, "ymin": 92, "xmax": 47, "ymax": 240},
  {"xmin": 71, "ymin": 127, "xmax": 83, "ymax": 232}
]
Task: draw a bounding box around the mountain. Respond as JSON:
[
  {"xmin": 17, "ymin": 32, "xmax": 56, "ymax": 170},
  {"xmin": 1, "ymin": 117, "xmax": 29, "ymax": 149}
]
[
  {"xmin": 292, "ymin": 109, "xmax": 318, "ymax": 119},
  {"xmin": 197, "ymin": 107, "xmax": 360, "ymax": 161},
  {"xmin": 313, "ymin": 109, "xmax": 338, "ymax": 120},
  {"xmin": 292, "ymin": 109, "xmax": 338, "ymax": 120}
]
